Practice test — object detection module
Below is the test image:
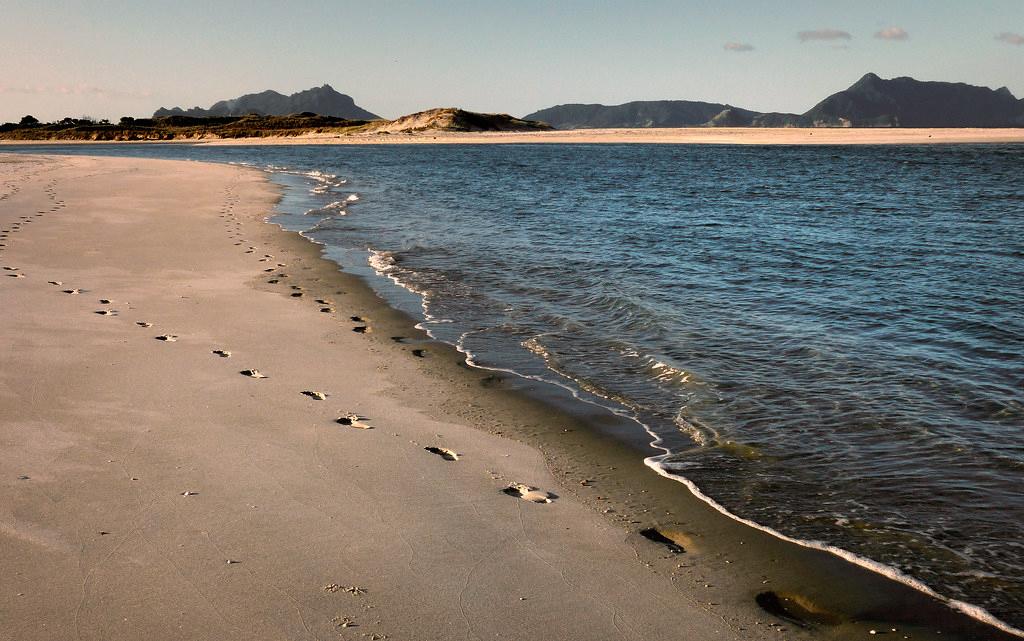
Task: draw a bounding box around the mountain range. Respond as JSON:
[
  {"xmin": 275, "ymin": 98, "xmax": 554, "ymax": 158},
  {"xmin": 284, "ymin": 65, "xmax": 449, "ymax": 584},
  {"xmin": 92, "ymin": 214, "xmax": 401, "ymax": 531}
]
[
  {"xmin": 149, "ymin": 73, "xmax": 1024, "ymax": 130},
  {"xmin": 154, "ymin": 84, "xmax": 379, "ymax": 120},
  {"xmin": 524, "ymin": 73, "xmax": 1024, "ymax": 128}
]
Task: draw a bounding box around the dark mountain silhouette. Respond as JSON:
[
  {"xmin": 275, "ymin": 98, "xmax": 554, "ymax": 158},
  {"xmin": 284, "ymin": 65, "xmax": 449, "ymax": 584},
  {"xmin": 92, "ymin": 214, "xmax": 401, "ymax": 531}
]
[
  {"xmin": 524, "ymin": 74, "xmax": 1024, "ymax": 128},
  {"xmin": 523, "ymin": 100, "xmax": 769, "ymax": 129},
  {"xmin": 799, "ymin": 73, "xmax": 1024, "ymax": 127},
  {"xmin": 154, "ymin": 84, "xmax": 380, "ymax": 120}
]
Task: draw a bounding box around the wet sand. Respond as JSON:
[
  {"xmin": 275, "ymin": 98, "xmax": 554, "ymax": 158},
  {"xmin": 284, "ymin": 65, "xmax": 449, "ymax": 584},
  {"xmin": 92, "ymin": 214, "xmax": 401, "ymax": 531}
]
[{"xmin": 0, "ymin": 153, "xmax": 1016, "ymax": 641}]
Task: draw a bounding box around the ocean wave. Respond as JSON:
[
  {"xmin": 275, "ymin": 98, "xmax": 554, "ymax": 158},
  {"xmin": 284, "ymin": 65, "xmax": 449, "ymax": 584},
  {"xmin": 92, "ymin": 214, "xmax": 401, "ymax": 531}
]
[
  {"xmin": 644, "ymin": 451, "xmax": 1024, "ymax": 638},
  {"xmin": 303, "ymin": 200, "xmax": 349, "ymax": 216},
  {"xmin": 264, "ymin": 164, "xmax": 348, "ymax": 195}
]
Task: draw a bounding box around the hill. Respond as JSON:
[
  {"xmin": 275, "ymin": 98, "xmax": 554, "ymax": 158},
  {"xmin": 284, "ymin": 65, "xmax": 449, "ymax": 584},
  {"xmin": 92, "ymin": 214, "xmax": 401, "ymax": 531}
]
[
  {"xmin": 523, "ymin": 101, "xmax": 778, "ymax": 129},
  {"xmin": 800, "ymin": 73, "xmax": 1024, "ymax": 127},
  {"xmin": 367, "ymin": 108, "xmax": 551, "ymax": 133},
  {"xmin": 524, "ymin": 74, "xmax": 1024, "ymax": 129},
  {"xmin": 154, "ymin": 84, "xmax": 380, "ymax": 120}
]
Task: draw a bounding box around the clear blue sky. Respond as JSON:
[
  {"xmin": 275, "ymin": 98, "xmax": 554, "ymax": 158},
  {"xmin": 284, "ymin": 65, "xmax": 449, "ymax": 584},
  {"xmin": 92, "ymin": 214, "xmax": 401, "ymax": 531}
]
[{"xmin": 1, "ymin": 0, "xmax": 1022, "ymax": 122}]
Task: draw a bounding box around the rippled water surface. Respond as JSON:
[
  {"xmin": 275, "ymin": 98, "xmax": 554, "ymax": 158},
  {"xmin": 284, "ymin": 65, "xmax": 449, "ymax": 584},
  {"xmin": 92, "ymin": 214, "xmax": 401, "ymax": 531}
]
[{"xmin": 11, "ymin": 143, "xmax": 1024, "ymax": 630}]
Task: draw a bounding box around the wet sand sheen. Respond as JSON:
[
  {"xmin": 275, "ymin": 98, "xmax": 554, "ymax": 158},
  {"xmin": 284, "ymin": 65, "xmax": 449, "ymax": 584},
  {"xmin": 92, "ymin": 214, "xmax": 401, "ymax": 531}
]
[{"xmin": 0, "ymin": 153, "xmax": 1016, "ymax": 641}]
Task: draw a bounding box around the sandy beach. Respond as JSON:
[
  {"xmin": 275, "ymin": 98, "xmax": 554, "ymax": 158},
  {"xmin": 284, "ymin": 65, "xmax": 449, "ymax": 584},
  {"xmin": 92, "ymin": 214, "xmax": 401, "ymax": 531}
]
[
  {"xmin": 1, "ymin": 153, "xmax": 1016, "ymax": 641},
  {"xmin": 197, "ymin": 127, "xmax": 1024, "ymax": 146}
]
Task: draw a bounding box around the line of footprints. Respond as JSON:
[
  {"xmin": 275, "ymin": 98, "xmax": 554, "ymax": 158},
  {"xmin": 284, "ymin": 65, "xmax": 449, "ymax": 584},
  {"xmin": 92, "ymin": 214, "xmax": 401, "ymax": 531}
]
[
  {"xmin": 0, "ymin": 177, "xmax": 65, "ymax": 256},
  {"xmin": 5, "ymin": 186, "xmax": 555, "ymax": 508}
]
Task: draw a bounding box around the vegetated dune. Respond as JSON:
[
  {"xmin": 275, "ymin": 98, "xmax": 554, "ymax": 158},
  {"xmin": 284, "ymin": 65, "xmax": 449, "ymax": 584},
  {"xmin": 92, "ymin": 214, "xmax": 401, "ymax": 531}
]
[
  {"xmin": 367, "ymin": 108, "xmax": 552, "ymax": 133},
  {"xmin": 0, "ymin": 108, "xmax": 550, "ymax": 141}
]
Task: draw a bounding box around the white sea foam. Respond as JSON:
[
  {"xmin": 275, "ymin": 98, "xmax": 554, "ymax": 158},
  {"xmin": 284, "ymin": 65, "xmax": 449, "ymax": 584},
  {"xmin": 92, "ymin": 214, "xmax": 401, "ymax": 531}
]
[
  {"xmin": 647, "ymin": 358, "xmax": 692, "ymax": 384},
  {"xmin": 642, "ymin": 439, "xmax": 1024, "ymax": 638}
]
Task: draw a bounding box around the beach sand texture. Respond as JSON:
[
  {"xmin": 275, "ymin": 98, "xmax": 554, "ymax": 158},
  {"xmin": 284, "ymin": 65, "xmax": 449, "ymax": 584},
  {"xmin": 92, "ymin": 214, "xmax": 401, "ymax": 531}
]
[{"xmin": 1, "ymin": 154, "xmax": 1018, "ymax": 641}]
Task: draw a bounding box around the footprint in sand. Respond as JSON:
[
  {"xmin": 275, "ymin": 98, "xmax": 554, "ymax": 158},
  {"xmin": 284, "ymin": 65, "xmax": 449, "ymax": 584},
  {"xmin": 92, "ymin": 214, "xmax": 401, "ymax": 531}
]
[
  {"xmin": 240, "ymin": 369, "xmax": 267, "ymax": 378},
  {"xmin": 639, "ymin": 528, "xmax": 689, "ymax": 554},
  {"xmin": 503, "ymin": 483, "xmax": 556, "ymax": 504},
  {"xmin": 352, "ymin": 326, "xmax": 370, "ymax": 334},
  {"xmin": 350, "ymin": 316, "xmax": 365, "ymax": 322},
  {"xmin": 320, "ymin": 307, "xmax": 334, "ymax": 313},
  {"xmin": 336, "ymin": 413, "xmax": 372, "ymax": 429},
  {"xmin": 154, "ymin": 334, "xmax": 178, "ymax": 342},
  {"xmin": 2, "ymin": 266, "xmax": 17, "ymax": 271},
  {"xmin": 267, "ymin": 279, "xmax": 279, "ymax": 284},
  {"xmin": 8, "ymin": 273, "xmax": 25, "ymax": 278},
  {"xmin": 99, "ymin": 298, "xmax": 112, "ymax": 304},
  {"xmin": 212, "ymin": 349, "xmax": 231, "ymax": 358},
  {"xmin": 94, "ymin": 310, "xmax": 117, "ymax": 316},
  {"xmin": 62, "ymin": 288, "xmax": 82, "ymax": 295},
  {"xmin": 136, "ymin": 321, "xmax": 153, "ymax": 328},
  {"xmin": 47, "ymin": 280, "xmax": 62, "ymax": 286},
  {"xmin": 290, "ymin": 292, "xmax": 303, "ymax": 298},
  {"xmin": 424, "ymin": 446, "xmax": 459, "ymax": 461},
  {"xmin": 754, "ymin": 591, "xmax": 846, "ymax": 627},
  {"xmin": 411, "ymin": 349, "xmax": 426, "ymax": 358},
  {"xmin": 301, "ymin": 390, "xmax": 327, "ymax": 400}
]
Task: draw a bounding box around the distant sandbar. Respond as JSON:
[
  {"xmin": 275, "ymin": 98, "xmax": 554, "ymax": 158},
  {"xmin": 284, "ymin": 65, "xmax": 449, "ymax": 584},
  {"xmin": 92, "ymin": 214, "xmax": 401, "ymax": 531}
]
[{"xmin": 197, "ymin": 127, "xmax": 1024, "ymax": 146}]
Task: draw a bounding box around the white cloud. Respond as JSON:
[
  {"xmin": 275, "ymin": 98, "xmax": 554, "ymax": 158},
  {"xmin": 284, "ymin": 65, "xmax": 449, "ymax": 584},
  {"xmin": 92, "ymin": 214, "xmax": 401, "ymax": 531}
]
[
  {"xmin": 798, "ymin": 29, "xmax": 852, "ymax": 42},
  {"xmin": 995, "ymin": 32, "xmax": 1024, "ymax": 45},
  {"xmin": 875, "ymin": 27, "xmax": 909, "ymax": 41},
  {"xmin": 723, "ymin": 42, "xmax": 754, "ymax": 52}
]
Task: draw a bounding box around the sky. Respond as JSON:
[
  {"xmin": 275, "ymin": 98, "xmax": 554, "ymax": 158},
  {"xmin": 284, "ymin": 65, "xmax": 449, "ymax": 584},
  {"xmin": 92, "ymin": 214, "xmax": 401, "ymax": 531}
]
[{"xmin": 1, "ymin": 0, "xmax": 1022, "ymax": 123}]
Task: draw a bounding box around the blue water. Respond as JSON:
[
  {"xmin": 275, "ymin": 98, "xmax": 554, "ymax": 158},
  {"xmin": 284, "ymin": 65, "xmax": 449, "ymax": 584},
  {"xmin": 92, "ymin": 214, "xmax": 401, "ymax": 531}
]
[{"xmin": 7, "ymin": 143, "xmax": 1023, "ymax": 631}]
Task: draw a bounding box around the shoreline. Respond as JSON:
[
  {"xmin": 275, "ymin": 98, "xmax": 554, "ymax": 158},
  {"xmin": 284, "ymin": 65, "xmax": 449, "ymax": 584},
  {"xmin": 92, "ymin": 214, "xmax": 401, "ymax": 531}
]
[
  {"xmin": 1, "ymin": 153, "xmax": 1018, "ymax": 640},
  {"xmin": 1, "ymin": 126, "xmax": 1023, "ymax": 146},
  {"xmin": 312, "ymin": 183, "xmax": 1024, "ymax": 639},
  {"xmin": 264, "ymin": 159, "xmax": 1024, "ymax": 637}
]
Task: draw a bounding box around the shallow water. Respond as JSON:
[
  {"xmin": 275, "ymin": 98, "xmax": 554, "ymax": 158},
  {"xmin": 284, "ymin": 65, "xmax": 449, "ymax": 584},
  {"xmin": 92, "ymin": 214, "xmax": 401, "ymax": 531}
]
[{"xmin": 9, "ymin": 142, "xmax": 1023, "ymax": 631}]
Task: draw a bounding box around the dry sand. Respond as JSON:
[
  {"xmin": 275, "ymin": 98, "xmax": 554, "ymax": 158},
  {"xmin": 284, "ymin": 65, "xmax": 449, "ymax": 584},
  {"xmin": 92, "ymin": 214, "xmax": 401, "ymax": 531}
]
[
  {"xmin": 1, "ymin": 154, "xmax": 1016, "ymax": 641},
  {"xmin": 196, "ymin": 127, "xmax": 1024, "ymax": 146}
]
